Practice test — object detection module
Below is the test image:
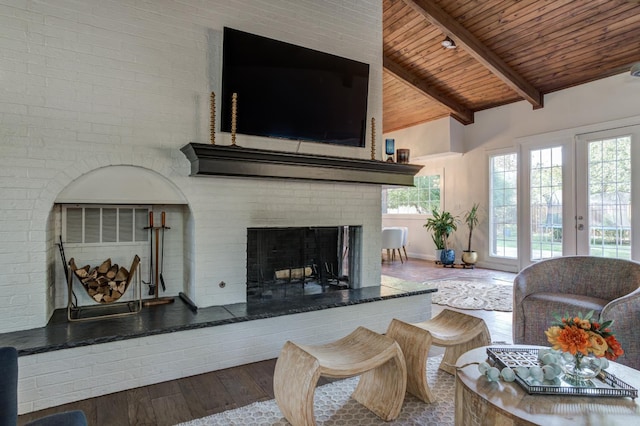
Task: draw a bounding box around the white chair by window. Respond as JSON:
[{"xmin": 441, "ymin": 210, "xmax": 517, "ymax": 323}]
[
  {"xmin": 399, "ymin": 227, "xmax": 408, "ymax": 261},
  {"xmin": 382, "ymin": 228, "xmax": 404, "ymax": 263}
]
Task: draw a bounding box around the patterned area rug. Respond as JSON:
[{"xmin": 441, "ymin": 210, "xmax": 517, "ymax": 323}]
[
  {"xmin": 428, "ymin": 279, "xmax": 513, "ymax": 312},
  {"xmin": 176, "ymin": 355, "xmax": 454, "ymax": 426}
]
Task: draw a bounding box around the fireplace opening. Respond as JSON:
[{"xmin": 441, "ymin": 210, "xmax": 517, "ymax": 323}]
[{"xmin": 247, "ymin": 226, "xmax": 361, "ymax": 301}]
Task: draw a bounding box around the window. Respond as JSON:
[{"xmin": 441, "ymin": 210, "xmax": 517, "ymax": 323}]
[
  {"xmin": 63, "ymin": 205, "xmax": 149, "ymax": 244},
  {"xmin": 587, "ymin": 136, "xmax": 631, "ymax": 259},
  {"xmin": 490, "ymin": 153, "xmax": 518, "ymax": 258},
  {"xmin": 382, "ymin": 174, "xmax": 441, "ymax": 214},
  {"xmin": 530, "ymin": 147, "xmax": 563, "ymax": 260}
]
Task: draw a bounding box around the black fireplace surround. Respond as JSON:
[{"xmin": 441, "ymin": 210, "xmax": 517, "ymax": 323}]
[{"xmin": 247, "ymin": 226, "xmax": 360, "ymax": 299}]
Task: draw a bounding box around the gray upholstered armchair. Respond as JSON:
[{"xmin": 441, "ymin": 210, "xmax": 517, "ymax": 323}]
[
  {"xmin": 1, "ymin": 347, "xmax": 88, "ymax": 426},
  {"xmin": 513, "ymin": 256, "xmax": 640, "ymax": 369}
]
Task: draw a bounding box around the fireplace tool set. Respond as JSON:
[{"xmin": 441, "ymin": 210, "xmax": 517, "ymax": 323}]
[{"xmin": 143, "ymin": 211, "xmax": 174, "ymax": 306}]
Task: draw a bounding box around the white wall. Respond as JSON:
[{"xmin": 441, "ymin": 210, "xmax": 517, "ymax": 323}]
[
  {"xmin": 0, "ymin": 0, "xmax": 384, "ymax": 333},
  {"xmin": 384, "ymin": 73, "xmax": 640, "ymax": 271}
]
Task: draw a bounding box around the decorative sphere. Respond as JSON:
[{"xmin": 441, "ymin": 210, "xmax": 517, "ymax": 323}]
[
  {"xmin": 486, "ymin": 367, "xmax": 501, "ymax": 382},
  {"xmin": 541, "ymin": 352, "xmax": 558, "ymax": 365},
  {"xmin": 529, "ymin": 366, "xmax": 544, "ymax": 382},
  {"xmin": 542, "ymin": 365, "xmax": 558, "ymax": 380},
  {"xmin": 478, "ymin": 362, "xmax": 490, "ymax": 375},
  {"xmin": 501, "ymin": 367, "xmax": 516, "ymax": 382},
  {"xmin": 600, "ymin": 358, "xmax": 610, "ymax": 370},
  {"xmin": 515, "ymin": 366, "xmax": 530, "ymax": 379}
]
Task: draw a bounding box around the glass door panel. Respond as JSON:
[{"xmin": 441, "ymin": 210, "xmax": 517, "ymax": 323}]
[
  {"xmin": 529, "ymin": 146, "xmax": 563, "ymax": 261},
  {"xmin": 577, "ymin": 135, "xmax": 632, "ymax": 259}
]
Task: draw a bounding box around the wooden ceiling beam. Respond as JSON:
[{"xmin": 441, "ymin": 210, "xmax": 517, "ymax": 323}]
[
  {"xmin": 383, "ymin": 55, "xmax": 474, "ymax": 124},
  {"xmin": 403, "ymin": 0, "xmax": 544, "ymax": 109}
]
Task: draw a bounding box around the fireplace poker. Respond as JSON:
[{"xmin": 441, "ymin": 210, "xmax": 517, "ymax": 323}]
[
  {"xmin": 144, "ymin": 211, "xmax": 155, "ymax": 295},
  {"xmin": 160, "ymin": 211, "xmax": 168, "ymax": 292},
  {"xmin": 57, "ymin": 235, "xmax": 77, "ymax": 307},
  {"xmin": 154, "ymin": 220, "xmax": 160, "ymax": 298},
  {"xmin": 179, "ymin": 292, "xmax": 198, "ymax": 313},
  {"xmin": 143, "ymin": 210, "xmax": 175, "ymax": 307}
]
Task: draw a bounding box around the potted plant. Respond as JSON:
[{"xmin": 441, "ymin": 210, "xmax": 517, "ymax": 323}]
[
  {"xmin": 461, "ymin": 203, "xmax": 480, "ymax": 266},
  {"xmin": 424, "ymin": 208, "xmax": 458, "ymax": 265}
]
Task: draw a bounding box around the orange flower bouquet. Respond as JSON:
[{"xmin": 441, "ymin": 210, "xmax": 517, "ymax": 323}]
[{"xmin": 545, "ymin": 311, "xmax": 624, "ymax": 381}]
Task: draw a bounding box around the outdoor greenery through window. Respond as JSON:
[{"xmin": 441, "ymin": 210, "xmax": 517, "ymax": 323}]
[
  {"xmin": 588, "ymin": 136, "xmax": 631, "ymax": 259},
  {"xmin": 530, "ymin": 147, "xmax": 563, "ymax": 260},
  {"xmin": 382, "ymin": 175, "xmax": 441, "ymax": 214},
  {"xmin": 490, "ymin": 153, "xmax": 518, "ymax": 258}
]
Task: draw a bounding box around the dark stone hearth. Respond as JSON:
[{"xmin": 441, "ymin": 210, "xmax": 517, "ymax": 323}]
[{"xmin": 0, "ymin": 280, "xmax": 435, "ymax": 356}]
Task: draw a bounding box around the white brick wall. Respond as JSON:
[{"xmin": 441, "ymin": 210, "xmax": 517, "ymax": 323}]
[
  {"xmin": 18, "ymin": 294, "xmax": 431, "ymax": 414},
  {"xmin": 0, "ymin": 0, "xmax": 383, "ymax": 333}
]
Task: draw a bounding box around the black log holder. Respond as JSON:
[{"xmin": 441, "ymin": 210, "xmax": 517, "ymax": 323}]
[{"xmin": 67, "ymin": 255, "xmax": 143, "ymax": 322}]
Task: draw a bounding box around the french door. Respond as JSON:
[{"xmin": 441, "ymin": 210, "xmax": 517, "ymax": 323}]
[{"xmin": 521, "ymin": 126, "xmax": 640, "ymax": 267}]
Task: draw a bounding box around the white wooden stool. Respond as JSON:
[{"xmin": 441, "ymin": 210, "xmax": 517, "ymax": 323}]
[
  {"xmin": 386, "ymin": 309, "xmax": 491, "ymax": 403},
  {"xmin": 273, "ymin": 326, "xmax": 407, "ymax": 426}
]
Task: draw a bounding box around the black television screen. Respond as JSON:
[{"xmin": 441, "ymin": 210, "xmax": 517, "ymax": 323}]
[{"xmin": 221, "ymin": 27, "xmax": 369, "ymax": 147}]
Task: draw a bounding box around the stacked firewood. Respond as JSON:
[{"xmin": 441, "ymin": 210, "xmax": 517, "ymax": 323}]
[{"xmin": 69, "ymin": 258, "xmax": 132, "ymax": 304}]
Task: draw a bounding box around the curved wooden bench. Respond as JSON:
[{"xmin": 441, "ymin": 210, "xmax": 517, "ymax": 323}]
[
  {"xmin": 273, "ymin": 326, "xmax": 407, "ymax": 426},
  {"xmin": 386, "ymin": 309, "xmax": 491, "ymax": 403}
]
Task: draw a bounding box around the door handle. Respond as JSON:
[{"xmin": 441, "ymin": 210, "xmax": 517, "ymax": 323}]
[{"xmin": 577, "ymin": 224, "xmax": 584, "ymax": 231}]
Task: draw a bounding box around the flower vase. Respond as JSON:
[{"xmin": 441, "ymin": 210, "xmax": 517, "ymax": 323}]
[{"xmin": 561, "ymin": 352, "xmax": 602, "ymax": 384}]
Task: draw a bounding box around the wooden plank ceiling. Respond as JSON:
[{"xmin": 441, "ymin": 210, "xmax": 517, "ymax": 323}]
[{"xmin": 383, "ymin": 0, "xmax": 640, "ymax": 132}]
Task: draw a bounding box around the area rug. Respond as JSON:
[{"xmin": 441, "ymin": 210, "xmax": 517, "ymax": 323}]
[
  {"xmin": 176, "ymin": 355, "xmax": 454, "ymax": 425},
  {"xmin": 428, "ymin": 279, "xmax": 512, "ymax": 312}
]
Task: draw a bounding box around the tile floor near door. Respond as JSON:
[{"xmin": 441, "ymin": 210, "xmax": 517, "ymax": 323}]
[{"xmin": 18, "ymin": 259, "xmax": 516, "ymax": 426}]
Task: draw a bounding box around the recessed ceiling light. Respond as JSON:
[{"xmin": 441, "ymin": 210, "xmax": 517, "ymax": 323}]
[
  {"xmin": 631, "ymin": 62, "xmax": 640, "ymax": 77},
  {"xmin": 441, "ymin": 36, "xmax": 457, "ymax": 49}
]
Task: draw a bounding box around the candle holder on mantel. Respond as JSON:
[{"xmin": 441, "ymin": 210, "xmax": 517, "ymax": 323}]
[
  {"xmin": 397, "ymin": 149, "xmax": 410, "ymax": 164},
  {"xmin": 385, "ymin": 138, "xmax": 395, "ymax": 162},
  {"xmin": 371, "ymin": 117, "xmax": 376, "ymax": 160},
  {"xmin": 210, "ymin": 91, "xmax": 216, "ymax": 145},
  {"xmin": 231, "ymin": 92, "xmax": 238, "ymax": 146}
]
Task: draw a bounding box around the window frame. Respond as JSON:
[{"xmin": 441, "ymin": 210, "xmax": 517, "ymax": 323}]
[
  {"xmin": 488, "ymin": 150, "xmax": 519, "ymax": 261},
  {"xmin": 61, "ymin": 204, "xmax": 151, "ymax": 246},
  {"xmin": 382, "ymin": 168, "xmax": 444, "ymax": 217}
]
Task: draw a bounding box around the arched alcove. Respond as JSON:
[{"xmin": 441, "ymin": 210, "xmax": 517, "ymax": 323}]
[{"xmin": 55, "ymin": 165, "xmax": 187, "ymax": 204}]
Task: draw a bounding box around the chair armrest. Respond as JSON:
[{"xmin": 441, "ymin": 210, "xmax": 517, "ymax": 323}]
[{"xmin": 601, "ymin": 287, "xmax": 640, "ymax": 370}]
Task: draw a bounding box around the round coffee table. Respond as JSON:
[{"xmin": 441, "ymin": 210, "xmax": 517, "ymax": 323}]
[{"xmin": 455, "ymin": 345, "xmax": 640, "ymax": 426}]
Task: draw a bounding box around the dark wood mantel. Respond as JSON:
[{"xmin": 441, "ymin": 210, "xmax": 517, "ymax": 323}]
[{"xmin": 180, "ymin": 143, "xmax": 423, "ymax": 186}]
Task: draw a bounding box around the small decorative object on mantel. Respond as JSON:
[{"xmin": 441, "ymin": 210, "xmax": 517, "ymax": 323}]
[
  {"xmin": 545, "ymin": 310, "xmax": 624, "ymax": 384},
  {"xmin": 210, "ymin": 91, "xmax": 216, "ymax": 145},
  {"xmin": 385, "ymin": 138, "xmax": 395, "ymax": 162},
  {"xmin": 231, "ymin": 92, "xmax": 238, "ymax": 146},
  {"xmin": 397, "ymin": 148, "xmax": 410, "ymax": 164},
  {"xmin": 370, "ymin": 117, "xmax": 376, "ymax": 160}
]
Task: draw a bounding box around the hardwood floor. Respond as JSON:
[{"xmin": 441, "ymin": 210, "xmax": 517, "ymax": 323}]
[{"xmin": 18, "ymin": 259, "xmax": 516, "ymax": 426}]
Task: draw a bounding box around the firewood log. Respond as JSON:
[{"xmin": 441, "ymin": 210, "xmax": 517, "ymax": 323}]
[
  {"xmin": 114, "ymin": 266, "xmax": 129, "ymax": 282},
  {"xmin": 94, "ymin": 293, "xmax": 104, "ymax": 302},
  {"xmin": 106, "ymin": 265, "xmax": 118, "ymax": 280},
  {"xmin": 97, "ymin": 258, "xmax": 111, "ymax": 274}
]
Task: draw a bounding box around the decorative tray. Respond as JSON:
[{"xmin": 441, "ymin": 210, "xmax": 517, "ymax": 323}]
[{"xmin": 486, "ymin": 347, "xmax": 638, "ymax": 398}]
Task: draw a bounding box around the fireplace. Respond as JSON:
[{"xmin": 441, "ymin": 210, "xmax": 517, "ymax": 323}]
[{"xmin": 247, "ymin": 226, "xmax": 362, "ymax": 300}]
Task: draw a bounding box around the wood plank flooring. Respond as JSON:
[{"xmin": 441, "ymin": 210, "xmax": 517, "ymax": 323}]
[{"xmin": 18, "ymin": 259, "xmax": 515, "ymax": 426}]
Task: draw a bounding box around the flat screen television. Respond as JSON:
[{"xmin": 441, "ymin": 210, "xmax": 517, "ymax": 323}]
[{"xmin": 221, "ymin": 27, "xmax": 369, "ymax": 147}]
